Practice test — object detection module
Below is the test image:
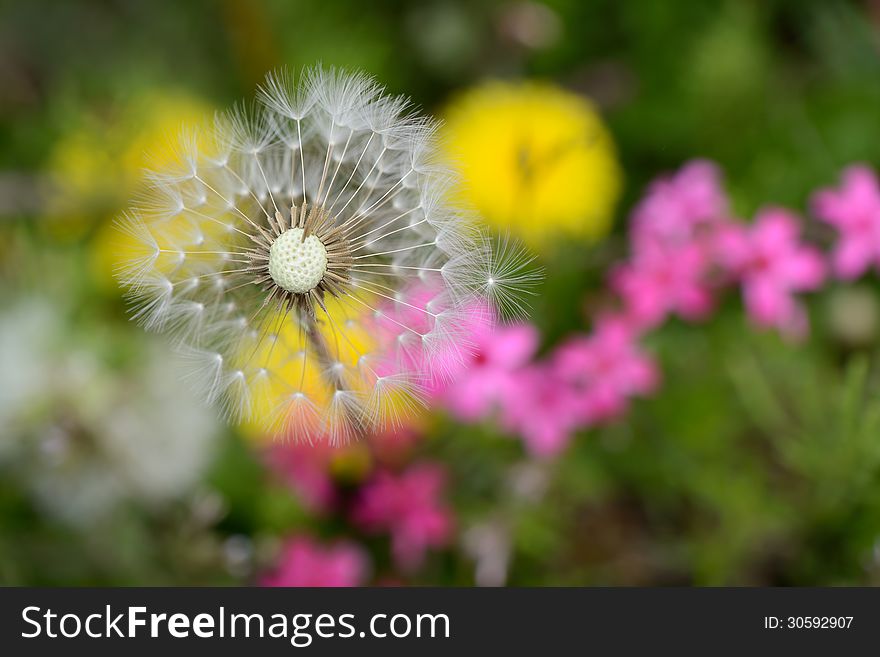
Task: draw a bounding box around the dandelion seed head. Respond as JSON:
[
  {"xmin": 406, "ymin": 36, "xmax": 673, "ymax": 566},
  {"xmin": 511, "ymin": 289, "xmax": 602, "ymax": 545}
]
[
  {"xmin": 268, "ymin": 228, "xmax": 328, "ymax": 294},
  {"xmin": 118, "ymin": 66, "xmax": 539, "ymax": 442}
]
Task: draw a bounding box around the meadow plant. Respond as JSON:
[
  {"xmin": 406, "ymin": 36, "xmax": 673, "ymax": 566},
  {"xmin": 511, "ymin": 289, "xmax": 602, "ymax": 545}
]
[
  {"xmin": 438, "ymin": 160, "xmax": 880, "ymax": 457},
  {"xmin": 352, "ymin": 462, "xmax": 453, "ymax": 571},
  {"xmin": 117, "ymin": 68, "xmax": 539, "ymax": 443},
  {"xmin": 261, "ymin": 535, "xmax": 368, "ymax": 587}
]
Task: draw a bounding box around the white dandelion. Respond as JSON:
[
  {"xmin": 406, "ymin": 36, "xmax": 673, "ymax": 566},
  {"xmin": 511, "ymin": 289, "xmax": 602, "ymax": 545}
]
[{"xmin": 117, "ymin": 67, "xmax": 539, "ymax": 443}]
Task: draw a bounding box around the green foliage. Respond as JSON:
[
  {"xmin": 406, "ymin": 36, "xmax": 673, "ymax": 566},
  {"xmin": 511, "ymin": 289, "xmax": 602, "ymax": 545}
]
[{"xmin": 3, "ymin": 0, "xmax": 880, "ymax": 585}]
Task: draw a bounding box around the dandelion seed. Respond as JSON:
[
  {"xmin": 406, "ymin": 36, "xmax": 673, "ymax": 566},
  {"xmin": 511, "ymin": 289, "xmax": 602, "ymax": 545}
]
[{"xmin": 118, "ymin": 67, "xmax": 539, "ymax": 442}]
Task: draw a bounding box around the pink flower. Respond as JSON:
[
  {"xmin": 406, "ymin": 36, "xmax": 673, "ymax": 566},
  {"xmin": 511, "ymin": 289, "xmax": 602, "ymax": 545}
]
[
  {"xmin": 443, "ymin": 320, "xmax": 539, "ymax": 421},
  {"xmin": 631, "ymin": 159, "xmax": 730, "ymax": 251},
  {"xmin": 499, "ymin": 364, "xmax": 579, "ymax": 458},
  {"xmin": 552, "ymin": 316, "xmax": 658, "ymax": 425},
  {"xmin": 611, "ymin": 242, "xmax": 714, "ymax": 331},
  {"xmin": 370, "ymin": 423, "xmax": 424, "ymax": 467},
  {"xmin": 462, "ymin": 316, "xmax": 657, "ymax": 459},
  {"xmin": 261, "ymin": 536, "xmax": 368, "ymax": 587},
  {"xmin": 352, "ymin": 463, "xmax": 453, "ymax": 571},
  {"xmin": 812, "ymin": 165, "xmax": 880, "ymax": 279},
  {"xmin": 370, "ymin": 283, "xmax": 444, "ymax": 381},
  {"xmin": 716, "ymin": 208, "xmax": 825, "ymax": 336},
  {"xmin": 263, "ymin": 442, "xmax": 336, "ymax": 513},
  {"xmin": 612, "ymin": 160, "xmax": 734, "ymax": 333},
  {"xmin": 372, "ymin": 283, "xmax": 491, "ymax": 396}
]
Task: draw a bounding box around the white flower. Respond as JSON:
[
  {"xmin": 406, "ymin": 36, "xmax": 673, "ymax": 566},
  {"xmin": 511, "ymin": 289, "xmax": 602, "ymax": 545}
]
[
  {"xmin": 0, "ymin": 299, "xmax": 219, "ymax": 525},
  {"xmin": 118, "ymin": 67, "xmax": 539, "ymax": 443}
]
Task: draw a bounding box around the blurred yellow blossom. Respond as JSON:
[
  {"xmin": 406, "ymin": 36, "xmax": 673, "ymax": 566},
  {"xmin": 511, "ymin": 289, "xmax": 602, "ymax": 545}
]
[
  {"xmin": 50, "ymin": 91, "xmax": 210, "ymax": 211},
  {"xmin": 46, "ymin": 91, "xmax": 210, "ymax": 287},
  {"xmin": 236, "ymin": 297, "xmax": 385, "ymax": 445},
  {"xmin": 442, "ymin": 81, "xmax": 622, "ymax": 247},
  {"xmin": 231, "ymin": 294, "xmax": 421, "ymax": 446}
]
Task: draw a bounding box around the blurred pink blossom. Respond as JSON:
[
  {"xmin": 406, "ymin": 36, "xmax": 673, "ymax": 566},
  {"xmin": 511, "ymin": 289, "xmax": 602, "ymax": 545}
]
[
  {"xmin": 489, "ymin": 316, "xmax": 659, "ymax": 458},
  {"xmin": 352, "ymin": 463, "xmax": 453, "ymax": 571},
  {"xmin": 373, "ymin": 283, "xmax": 492, "ymax": 395},
  {"xmin": 611, "ymin": 242, "xmax": 714, "ymax": 331},
  {"xmin": 443, "ymin": 321, "xmax": 539, "ymax": 421},
  {"xmin": 631, "ymin": 159, "xmax": 730, "ymax": 251},
  {"xmin": 500, "ymin": 364, "xmax": 579, "ymax": 457},
  {"xmin": 263, "ymin": 442, "xmax": 336, "ymax": 513},
  {"xmin": 370, "ymin": 283, "xmax": 440, "ymax": 378},
  {"xmin": 553, "ymin": 316, "xmax": 658, "ymax": 425},
  {"xmin": 261, "ymin": 536, "xmax": 367, "ymax": 587},
  {"xmin": 370, "ymin": 424, "xmax": 424, "ymax": 466},
  {"xmin": 716, "ymin": 208, "xmax": 825, "ymax": 336},
  {"xmin": 369, "ymin": 161, "xmax": 864, "ymax": 461},
  {"xmin": 812, "ymin": 164, "xmax": 880, "ymax": 280},
  {"xmin": 613, "ymin": 160, "xmax": 732, "ymax": 332}
]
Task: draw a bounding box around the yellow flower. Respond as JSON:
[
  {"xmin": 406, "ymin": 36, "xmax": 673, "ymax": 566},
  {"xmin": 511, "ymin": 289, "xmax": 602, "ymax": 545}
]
[
  {"xmin": 46, "ymin": 91, "xmax": 210, "ymax": 288},
  {"xmin": 236, "ymin": 296, "xmax": 379, "ymax": 443},
  {"xmin": 50, "ymin": 91, "xmax": 210, "ymax": 211},
  {"xmin": 234, "ymin": 295, "xmax": 420, "ymax": 445},
  {"xmin": 442, "ymin": 81, "xmax": 622, "ymax": 247}
]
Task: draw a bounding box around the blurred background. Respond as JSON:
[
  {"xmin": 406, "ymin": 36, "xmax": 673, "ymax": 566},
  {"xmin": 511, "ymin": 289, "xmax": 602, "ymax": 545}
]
[{"xmin": 3, "ymin": 0, "xmax": 880, "ymax": 585}]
